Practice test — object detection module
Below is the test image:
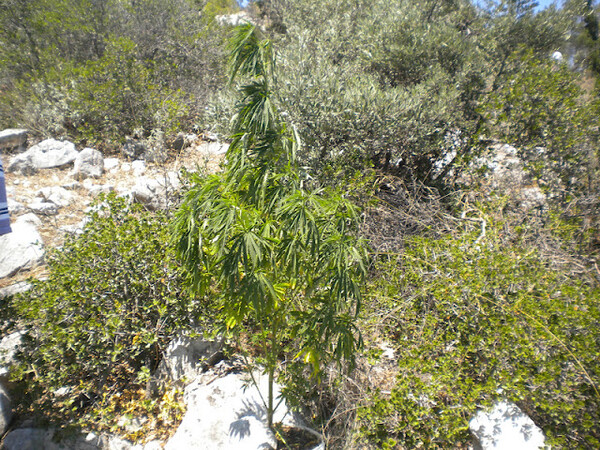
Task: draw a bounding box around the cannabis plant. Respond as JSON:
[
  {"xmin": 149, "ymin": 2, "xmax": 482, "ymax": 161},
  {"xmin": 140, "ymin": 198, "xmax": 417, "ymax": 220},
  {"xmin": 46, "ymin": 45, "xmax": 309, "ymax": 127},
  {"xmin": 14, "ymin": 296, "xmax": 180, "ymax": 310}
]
[{"xmin": 172, "ymin": 24, "xmax": 366, "ymax": 428}]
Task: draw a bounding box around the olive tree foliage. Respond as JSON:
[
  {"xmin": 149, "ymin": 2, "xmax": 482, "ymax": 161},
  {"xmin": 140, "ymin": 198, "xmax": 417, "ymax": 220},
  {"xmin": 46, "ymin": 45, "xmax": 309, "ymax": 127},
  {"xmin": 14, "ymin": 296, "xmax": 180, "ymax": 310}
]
[
  {"xmin": 0, "ymin": 0, "xmax": 110, "ymax": 77},
  {"xmin": 223, "ymin": 0, "xmax": 574, "ymax": 185},
  {"xmin": 172, "ymin": 24, "xmax": 367, "ymax": 428},
  {"xmin": 0, "ymin": 0, "xmax": 231, "ymax": 145}
]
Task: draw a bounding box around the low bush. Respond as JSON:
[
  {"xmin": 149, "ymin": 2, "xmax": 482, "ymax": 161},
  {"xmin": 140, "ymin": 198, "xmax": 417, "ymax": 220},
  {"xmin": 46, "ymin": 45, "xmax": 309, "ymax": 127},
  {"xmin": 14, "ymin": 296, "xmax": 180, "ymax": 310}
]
[
  {"xmin": 9, "ymin": 194, "xmax": 204, "ymax": 429},
  {"xmin": 356, "ymin": 200, "xmax": 600, "ymax": 448}
]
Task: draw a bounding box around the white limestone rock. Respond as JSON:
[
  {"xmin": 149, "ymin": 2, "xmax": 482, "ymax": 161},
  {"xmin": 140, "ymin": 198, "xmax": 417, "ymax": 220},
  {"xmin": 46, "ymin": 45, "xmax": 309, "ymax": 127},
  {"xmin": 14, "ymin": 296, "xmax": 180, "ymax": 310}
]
[
  {"xmin": 73, "ymin": 148, "xmax": 104, "ymax": 179},
  {"xmin": 2, "ymin": 428, "xmax": 139, "ymax": 450},
  {"xmin": 158, "ymin": 334, "xmax": 224, "ymax": 382},
  {"xmin": 131, "ymin": 160, "xmax": 146, "ymax": 176},
  {"xmin": 164, "ymin": 370, "xmax": 300, "ymax": 450},
  {"xmin": 469, "ymin": 401, "xmax": 546, "ymax": 450},
  {"xmin": 7, "ymin": 198, "xmax": 24, "ymax": 215},
  {"xmin": 3, "ymin": 429, "xmax": 56, "ymax": 450},
  {"xmin": 0, "ymin": 331, "xmax": 25, "ymax": 377},
  {"xmin": 0, "ymin": 382, "xmax": 12, "ymax": 435},
  {"xmin": 88, "ymin": 184, "xmax": 115, "ymax": 196},
  {"xmin": 28, "ymin": 199, "xmax": 59, "ymax": 216},
  {"xmin": 215, "ymin": 11, "xmax": 253, "ymax": 26},
  {"xmin": 139, "ymin": 441, "xmax": 164, "ymax": 450},
  {"xmin": 37, "ymin": 186, "xmax": 73, "ymax": 207},
  {"xmin": 130, "ymin": 173, "xmax": 180, "ymax": 211},
  {"xmin": 0, "ymin": 213, "xmax": 44, "ymax": 278},
  {"xmin": 162, "ymin": 365, "xmax": 326, "ymax": 450},
  {"xmin": 104, "ymin": 158, "xmax": 120, "ymax": 172},
  {"xmin": 7, "ymin": 139, "xmax": 78, "ymax": 174},
  {"xmin": 198, "ymin": 141, "xmax": 229, "ymax": 156},
  {"xmin": 0, "ymin": 281, "xmax": 31, "ymax": 299},
  {"xmin": 0, "ymin": 129, "xmax": 28, "ymax": 152}
]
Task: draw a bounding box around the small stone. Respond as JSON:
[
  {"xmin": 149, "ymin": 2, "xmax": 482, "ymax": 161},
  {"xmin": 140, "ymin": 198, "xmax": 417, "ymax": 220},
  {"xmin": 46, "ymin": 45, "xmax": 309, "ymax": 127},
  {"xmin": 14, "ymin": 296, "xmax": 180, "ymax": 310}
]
[
  {"xmin": 37, "ymin": 186, "xmax": 72, "ymax": 207},
  {"xmin": 28, "ymin": 199, "xmax": 58, "ymax": 216},
  {"xmin": 131, "ymin": 160, "xmax": 146, "ymax": 176},
  {"xmin": 53, "ymin": 387, "xmax": 73, "ymax": 397},
  {"xmin": 123, "ymin": 139, "xmax": 147, "ymax": 160},
  {"xmin": 104, "ymin": 158, "xmax": 120, "ymax": 171},
  {"xmin": 73, "ymin": 148, "xmax": 104, "ymax": 179},
  {"xmin": 0, "ymin": 331, "xmax": 25, "ymax": 377},
  {"xmin": 62, "ymin": 181, "xmax": 82, "ymax": 190}
]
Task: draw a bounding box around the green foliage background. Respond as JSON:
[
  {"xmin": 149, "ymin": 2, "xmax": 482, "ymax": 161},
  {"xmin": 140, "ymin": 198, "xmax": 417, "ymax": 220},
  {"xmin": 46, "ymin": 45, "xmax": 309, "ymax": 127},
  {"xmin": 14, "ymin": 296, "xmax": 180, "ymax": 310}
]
[{"xmin": 1, "ymin": 0, "xmax": 600, "ymax": 447}]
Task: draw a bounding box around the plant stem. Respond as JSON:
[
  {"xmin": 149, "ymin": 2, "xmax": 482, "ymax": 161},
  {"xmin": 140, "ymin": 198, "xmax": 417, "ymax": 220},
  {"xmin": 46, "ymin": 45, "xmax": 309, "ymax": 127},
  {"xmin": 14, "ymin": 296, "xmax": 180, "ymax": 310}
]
[{"xmin": 267, "ymin": 314, "xmax": 279, "ymax": 429}]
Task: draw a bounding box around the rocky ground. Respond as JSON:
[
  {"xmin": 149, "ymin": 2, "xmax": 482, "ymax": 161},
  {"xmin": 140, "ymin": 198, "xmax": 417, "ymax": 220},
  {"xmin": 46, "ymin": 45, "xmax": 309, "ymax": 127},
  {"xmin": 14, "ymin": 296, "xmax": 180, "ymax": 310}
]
[{"xmin": 0, "ymin": 133, "xmax": 226, "ymax": 291}]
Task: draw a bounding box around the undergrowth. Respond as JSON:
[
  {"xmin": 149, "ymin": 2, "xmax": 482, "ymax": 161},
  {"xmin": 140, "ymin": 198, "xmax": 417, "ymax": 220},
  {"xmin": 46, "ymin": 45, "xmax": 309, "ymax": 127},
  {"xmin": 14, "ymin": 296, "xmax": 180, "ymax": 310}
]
[
  {"xmin": 7, "ymin": 194, "xmax": 208, "ymax": 441},
  {"xmin": 352, "ymin": 197, "xmax": 600, "ymax": 449}
]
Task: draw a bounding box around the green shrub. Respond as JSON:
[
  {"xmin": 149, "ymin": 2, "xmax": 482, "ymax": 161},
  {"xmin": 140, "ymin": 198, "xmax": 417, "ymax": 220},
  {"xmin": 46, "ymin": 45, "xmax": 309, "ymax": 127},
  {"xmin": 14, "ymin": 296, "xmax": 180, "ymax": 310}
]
[
  {"xmin": 477, "ymin": 49, "xmax": 595, "ymax": 190},
  {"xmin": 10, "ymin": 194, "xmax": 203, "ymax": 425},
  {"xmin": 65, "ymin": 37, "xmax": 190, "ymax": 146},
  {"xmin": 0, "ymin": 0, "xmax": 230, "ymax": 147},
  {"xmin": 247, "ymin": 0, "xmax": 571, "ymax": 184},
  {"xmin": 0, "ymin": 38, "xmax": 191, "ymax": 148},
  {"xmin": 357, "ymin": 203, "xmax": 600, "ymax": 448}
]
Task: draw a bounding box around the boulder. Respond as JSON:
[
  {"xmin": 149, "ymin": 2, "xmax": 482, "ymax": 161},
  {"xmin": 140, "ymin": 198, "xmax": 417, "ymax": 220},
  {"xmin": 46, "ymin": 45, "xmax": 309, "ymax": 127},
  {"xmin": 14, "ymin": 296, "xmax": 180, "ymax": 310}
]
[
  {"xmin": 165, "ymin": 368, "xmax": 303, "ymax": 450},
  {"xmin": 37, "ymin": 186, "xmax": 73, "ymax": 207},
  {"xmin": 130, "ymin": 173, "xmax": 180, "ymax": 211},
  {"xmin": 0, "ymin": 281, "xmax": 31, "ymax": 299},
  {"xmin": 469, "ymin": 401, "xmax": 546, "ymax": 450},
  {"xmin": 2, "ymin": 428, "xmax": 151, "ymax": 450},
  {"xmin": 0, "ymin": 129, "xmax": 28, "ymax": 152},
  {"xmin": 28, "ymin": 199, "xmax": 59, "ymax": 216},
  {"xmin": 73, "ymin": 148, "xmax": 104, "ymax": 179},
  {"xmin": 158, "ymin": 334, "xmax": 224, "ymax": 382},
  {"xmin": 0, "ymin": 213, "xmax": 44, "ymax": 278},
  {"xmin": 4, "ymin": 429, "xmax": 93, "ymax": 450},
  {"xmin": 3, "ymin": 429, "xmax": 57, "ymax": 450},
  {"xmin": 7, "ymin": 139, "xmax": 78, "ymax": 175},
  {"xmin": 0, "ymin": 382, "xmax": 12, "ymax": 435},
  {"xmin": 0, "ymin": 330, "xmax": 25, "ymax": 377}
]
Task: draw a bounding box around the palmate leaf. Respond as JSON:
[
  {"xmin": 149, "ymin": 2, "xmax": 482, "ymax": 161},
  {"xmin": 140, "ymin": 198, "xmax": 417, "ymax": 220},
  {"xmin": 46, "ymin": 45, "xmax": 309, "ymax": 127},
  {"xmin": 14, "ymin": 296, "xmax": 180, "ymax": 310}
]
[
  {"xmin": 236, "ymin": 80, "xmax": 278, "ymax": 135},
  {"xmin": 228, "ymin": 23, "xmax": 273, "ymax": 84}
]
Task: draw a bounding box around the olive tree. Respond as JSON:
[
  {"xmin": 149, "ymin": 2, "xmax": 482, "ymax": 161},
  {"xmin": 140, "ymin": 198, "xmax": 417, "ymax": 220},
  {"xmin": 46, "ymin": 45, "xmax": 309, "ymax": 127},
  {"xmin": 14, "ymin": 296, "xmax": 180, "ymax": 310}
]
[{"xmin": 172, "ymin": 24, "xmax": 367, "ymax": 428}]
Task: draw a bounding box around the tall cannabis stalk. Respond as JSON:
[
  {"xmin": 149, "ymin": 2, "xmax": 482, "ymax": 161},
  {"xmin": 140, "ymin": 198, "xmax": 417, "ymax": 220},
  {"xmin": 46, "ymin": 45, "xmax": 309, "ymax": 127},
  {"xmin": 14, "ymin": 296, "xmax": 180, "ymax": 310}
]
[{"xmin": 172, "ymin": 24, "xmax": 366, "ymax": 429}]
